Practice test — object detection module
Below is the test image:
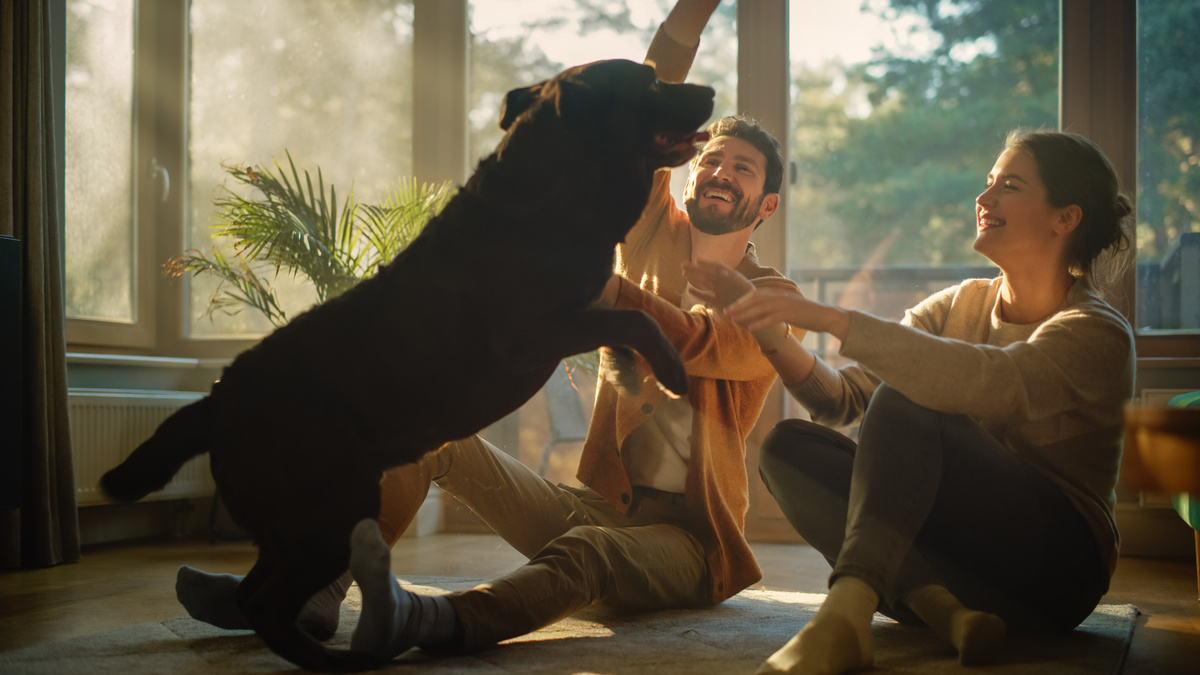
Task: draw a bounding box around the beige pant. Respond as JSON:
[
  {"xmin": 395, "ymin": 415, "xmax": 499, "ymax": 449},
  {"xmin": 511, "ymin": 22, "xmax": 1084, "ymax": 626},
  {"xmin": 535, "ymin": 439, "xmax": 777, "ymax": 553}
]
[{"xmin": 377, "ymin": 435, "xmax": 712, "ymax": 651}]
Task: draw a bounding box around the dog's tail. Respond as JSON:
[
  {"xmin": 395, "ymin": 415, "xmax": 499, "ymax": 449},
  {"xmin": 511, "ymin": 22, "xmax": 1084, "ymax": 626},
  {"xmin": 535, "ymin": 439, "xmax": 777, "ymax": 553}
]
[{"xmin": 101, "ymin": 397, "xmax": 215, "ymax": 502}]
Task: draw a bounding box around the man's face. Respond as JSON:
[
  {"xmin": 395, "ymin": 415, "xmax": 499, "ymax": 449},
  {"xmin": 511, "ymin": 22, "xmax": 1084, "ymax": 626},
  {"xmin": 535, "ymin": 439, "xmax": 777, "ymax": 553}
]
[{"xmin": 683, "ymin": 136, "xmax": 774, "ymax": 236}]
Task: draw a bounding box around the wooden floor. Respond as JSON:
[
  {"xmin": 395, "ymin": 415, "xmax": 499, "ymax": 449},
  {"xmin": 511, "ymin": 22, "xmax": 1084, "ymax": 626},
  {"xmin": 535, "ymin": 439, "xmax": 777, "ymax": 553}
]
[{"xmin": 1, "ymin": 533, "xmax": 1197, "ymax": 673}]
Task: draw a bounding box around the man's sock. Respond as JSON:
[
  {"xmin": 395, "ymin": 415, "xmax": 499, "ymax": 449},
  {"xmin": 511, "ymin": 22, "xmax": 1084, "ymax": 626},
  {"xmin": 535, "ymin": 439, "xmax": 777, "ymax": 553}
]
[
  {"xmin": 904, "ymin": 584, "xmax": 1006, "ymax": 665},
  {"xmin": 756, "ymin": 575, "xmax": 877, "ymax": 675},
  {"xmin": 349, "ymin": 519, "xmax": 460, "ymax": 661},
  {"xmin": 176, "ymin": 565, "xmax": 350, "ymax": 640},
  {"xmin": 176, "ymin": 566, "xmax": 251, "ymax": 630}
]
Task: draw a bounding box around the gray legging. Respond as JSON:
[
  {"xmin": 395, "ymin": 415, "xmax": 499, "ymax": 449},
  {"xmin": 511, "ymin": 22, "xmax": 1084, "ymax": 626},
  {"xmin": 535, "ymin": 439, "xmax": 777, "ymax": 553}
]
[{"xmin": 759, "ymin": 384, "xmax": 1107, "ymax": 635}]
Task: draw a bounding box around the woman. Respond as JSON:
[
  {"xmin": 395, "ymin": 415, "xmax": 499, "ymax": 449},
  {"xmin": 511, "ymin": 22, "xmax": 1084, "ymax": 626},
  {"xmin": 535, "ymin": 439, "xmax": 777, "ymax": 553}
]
[{"xmin": 685, "ymin": 129, "xmax": 1135, "ymax": 675}]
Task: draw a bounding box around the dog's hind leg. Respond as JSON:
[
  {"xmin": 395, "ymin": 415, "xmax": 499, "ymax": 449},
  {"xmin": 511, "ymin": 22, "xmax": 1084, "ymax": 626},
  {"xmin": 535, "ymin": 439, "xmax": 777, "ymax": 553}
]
[{"xmin": 239, "ymin": 549, "xmax": 376, "ymax": 672}]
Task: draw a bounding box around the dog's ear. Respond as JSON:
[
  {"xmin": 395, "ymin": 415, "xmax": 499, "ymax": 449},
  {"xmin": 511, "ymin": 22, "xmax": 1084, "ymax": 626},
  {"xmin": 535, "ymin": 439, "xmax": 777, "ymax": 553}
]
[
  {"xmin": 553, "ymin": 78, "xmax": 603, "ymax": 130},
  {"xmin": 500, "ymin": 84, "xmax": 542, "ymax": 131}
]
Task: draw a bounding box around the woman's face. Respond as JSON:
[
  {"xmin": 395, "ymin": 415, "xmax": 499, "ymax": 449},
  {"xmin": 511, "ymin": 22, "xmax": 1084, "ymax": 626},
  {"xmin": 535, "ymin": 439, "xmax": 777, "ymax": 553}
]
[{"xmin": 973, "ymin": 146, "xmax": 1072, "ymax": 269}]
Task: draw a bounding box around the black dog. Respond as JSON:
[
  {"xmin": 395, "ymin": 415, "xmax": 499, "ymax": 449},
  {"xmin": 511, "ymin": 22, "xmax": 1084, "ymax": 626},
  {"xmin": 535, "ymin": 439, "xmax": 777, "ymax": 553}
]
[{"xmin": 101, "ymin": 59, "xmax": 713, "ymax": 672}]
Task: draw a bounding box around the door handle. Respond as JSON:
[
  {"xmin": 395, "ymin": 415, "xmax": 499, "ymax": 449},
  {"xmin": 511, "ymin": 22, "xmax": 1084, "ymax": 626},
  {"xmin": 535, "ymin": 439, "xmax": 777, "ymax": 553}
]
[{"xmin": 150, "ymin": 158, "xmax": 170, "ymax": 203}]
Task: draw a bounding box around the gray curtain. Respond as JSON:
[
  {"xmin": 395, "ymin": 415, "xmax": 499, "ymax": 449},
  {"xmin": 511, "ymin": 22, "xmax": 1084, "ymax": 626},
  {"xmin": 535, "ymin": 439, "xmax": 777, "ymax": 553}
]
[{"xmin": 1, "ymin": 0, "xmax": 81, "ymax": 568}]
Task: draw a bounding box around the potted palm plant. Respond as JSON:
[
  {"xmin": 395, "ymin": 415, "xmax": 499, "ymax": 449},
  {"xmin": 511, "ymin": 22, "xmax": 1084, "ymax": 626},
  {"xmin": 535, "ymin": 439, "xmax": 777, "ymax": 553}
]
[
  {"xmin": 168, "ymin": 152, "xmax": 456, "ymax": 327},
  {"xmin": 171, "ymin": 152, "xmax": 600, "ymax": 381}
]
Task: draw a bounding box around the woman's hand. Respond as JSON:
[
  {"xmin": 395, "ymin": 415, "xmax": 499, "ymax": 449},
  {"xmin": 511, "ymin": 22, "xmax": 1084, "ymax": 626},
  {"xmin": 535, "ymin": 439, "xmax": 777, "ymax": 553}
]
[{"xmin": 729, "ymin": 288, "xmax": 852, "ymax": 341}]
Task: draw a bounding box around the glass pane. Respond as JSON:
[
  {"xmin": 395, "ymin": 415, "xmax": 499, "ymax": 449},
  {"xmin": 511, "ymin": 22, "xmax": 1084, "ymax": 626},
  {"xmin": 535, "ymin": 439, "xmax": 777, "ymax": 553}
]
[
  {"xmin": 187, "ymin": 0, "xmax": 415, "ymax": 338},
  {"xmin": 468, "ymin": 0, "xmax": 736, "ymax": 202},
  {"xmin": 786, "ymin": 0, "xmax": 1058, "ymax": 357},
  {"xmin": 464, "ymin": 1, "xmax": 735, "ymax": 477},
  {"xmin": 64, "ymin": 0, "xmax": 136, "ymax": 322},
  {"xmin": 1135, "ymin": 0, "xmax": 1200, "ymax": 333}
]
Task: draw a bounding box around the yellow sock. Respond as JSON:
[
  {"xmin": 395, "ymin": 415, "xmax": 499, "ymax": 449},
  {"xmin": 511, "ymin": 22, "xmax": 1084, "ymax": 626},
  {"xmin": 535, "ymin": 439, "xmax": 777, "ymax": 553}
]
[
  {"xmin": 756, "ymin": 576, "xmax": 876, "ymax": 675},
  {"xmin": 905, "ymin": 584, "xmax": 1006, "ymax": 665}
]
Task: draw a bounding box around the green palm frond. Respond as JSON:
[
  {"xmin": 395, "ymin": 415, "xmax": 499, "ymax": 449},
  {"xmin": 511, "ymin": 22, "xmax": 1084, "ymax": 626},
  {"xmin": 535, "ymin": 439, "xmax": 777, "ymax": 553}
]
[
  {"xmin": 172, "ymin": 153, "xmax": 598, "ymax": 377},
  {"xmin": 214, "ymin": 152, "xmax": 365, "ymax": 302},
  {"xmin": 168, "ymin": 247, "xmax": 291, "ymax": 326},
  {"xmin": 172, "ymin": 152, "xmax": 456, "ymax": 327},
  {"xmin": 360, "ymin": 178, "xmax": 456, "ymax": 264}
]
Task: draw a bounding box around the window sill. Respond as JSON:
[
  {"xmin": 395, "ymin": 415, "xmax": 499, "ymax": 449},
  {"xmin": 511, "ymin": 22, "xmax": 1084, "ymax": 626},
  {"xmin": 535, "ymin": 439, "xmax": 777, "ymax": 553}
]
[{"xmin": 66, "ymin": 352, "xmax": 228, "ymax": 393}]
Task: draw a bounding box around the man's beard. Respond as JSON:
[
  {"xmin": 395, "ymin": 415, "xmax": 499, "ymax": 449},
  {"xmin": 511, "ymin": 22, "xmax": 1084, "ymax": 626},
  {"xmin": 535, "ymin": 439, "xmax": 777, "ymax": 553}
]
[{"xmin": 685, "ymin": 184, "xmax": 762, "ymax": 235}]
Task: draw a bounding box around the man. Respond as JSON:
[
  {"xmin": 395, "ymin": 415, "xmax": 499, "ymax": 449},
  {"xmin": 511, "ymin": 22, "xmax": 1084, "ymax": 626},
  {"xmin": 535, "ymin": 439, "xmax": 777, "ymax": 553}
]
[{"xmin": 179, "ymin": 0, "xmax": 804, "ymax": 660}]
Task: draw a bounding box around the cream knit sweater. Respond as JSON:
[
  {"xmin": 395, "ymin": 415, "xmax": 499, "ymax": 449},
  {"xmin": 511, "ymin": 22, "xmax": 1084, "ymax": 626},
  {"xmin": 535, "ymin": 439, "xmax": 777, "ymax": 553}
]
[{"xmin": 786, "ymin": 276, "xmax": 1135, "ymax": 576}]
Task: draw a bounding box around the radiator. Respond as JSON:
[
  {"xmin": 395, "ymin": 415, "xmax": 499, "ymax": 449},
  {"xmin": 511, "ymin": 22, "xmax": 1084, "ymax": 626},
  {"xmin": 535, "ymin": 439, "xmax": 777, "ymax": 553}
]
[{"xmin": 69, "ymin": 388, "xmax": 213, "ymax": 506}]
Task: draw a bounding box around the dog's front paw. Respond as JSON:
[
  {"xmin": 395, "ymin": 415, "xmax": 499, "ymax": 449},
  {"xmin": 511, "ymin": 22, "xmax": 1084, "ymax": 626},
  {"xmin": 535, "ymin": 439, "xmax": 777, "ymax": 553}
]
[
  {"xmin": 654, "ymin": 358, "xmax": 689, "ymax": 399},
  {"xmin": 600, "ymin": 347, "xmax": 643, "ymax": 396}
]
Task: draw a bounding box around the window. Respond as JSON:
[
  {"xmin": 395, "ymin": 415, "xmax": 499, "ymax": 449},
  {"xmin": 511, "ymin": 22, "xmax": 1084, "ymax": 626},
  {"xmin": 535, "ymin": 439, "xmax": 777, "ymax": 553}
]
[
  {"xmin": 467, "ymin": 0, "xmax": 736, "ymax": 200},
  {"xmin": 64, "ymin": 0, "xmax": 150, "ymax": 348},
  {"xmin": 64, "ymin": 0, "xmax": 135, "ymax": 323},
  {"xmin": 60, "ymin": 0, "xmax": 1197, "ymax": 361},
  {"xmin": 62, "ymin": 0, "xmax": 416, "ymax": 350},
  {"xmin": 1135, "ymin": 0, "xmax": 1200, "ymax": 334},
  {"xmin": 786, "ymin": 0, "xmax": 1057, "ymax": 365},
  {"xmin": 455, "ymin": 0, "xmax": 737, "ymax": 470},
  {"xmin": 186, "ymin": 0, "xmax": 416, "ymax": 338}
]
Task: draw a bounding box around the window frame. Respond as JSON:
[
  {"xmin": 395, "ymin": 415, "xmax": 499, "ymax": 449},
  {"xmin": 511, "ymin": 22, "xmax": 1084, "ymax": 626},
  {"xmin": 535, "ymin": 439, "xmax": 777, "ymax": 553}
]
[
  {"xmin": 1060, "ymin": 0, "xmax": 1199, "ymax": 358},
  {"xmin": 57, "ymin": 0, "xmax": 1198, "ymax": 360},
  {"xmin": 61, "ymin": 0, "xmax": 160, "ymax": 350}
]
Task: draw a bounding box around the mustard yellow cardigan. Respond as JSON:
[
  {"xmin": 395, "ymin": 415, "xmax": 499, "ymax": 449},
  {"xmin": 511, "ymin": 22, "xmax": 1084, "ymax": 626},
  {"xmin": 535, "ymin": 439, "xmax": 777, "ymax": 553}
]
[{"xmin": 576, "ymin": 169, "xmax": 800, "ymax": 603}]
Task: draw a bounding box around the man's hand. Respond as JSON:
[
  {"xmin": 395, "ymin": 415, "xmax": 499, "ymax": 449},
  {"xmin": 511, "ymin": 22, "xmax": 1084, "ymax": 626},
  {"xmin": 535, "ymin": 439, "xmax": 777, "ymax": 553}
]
[
  {"xmin": 686, "ymin": 260, "xmax": 831, "ymax": 385},
  {"xmin": 682, "ymin": 260, "xmax": 754, "ymax": 310},
  {"xmin": 685, "ymin": 259, "xmax": 789, "ymax": 353},
  {"xmin": 688, "ymin": 259, "xmax": 850, "ymax": 340},
  {"xmin": 662, "ymin": 0, "xmax": 723, "ymax": 50}
]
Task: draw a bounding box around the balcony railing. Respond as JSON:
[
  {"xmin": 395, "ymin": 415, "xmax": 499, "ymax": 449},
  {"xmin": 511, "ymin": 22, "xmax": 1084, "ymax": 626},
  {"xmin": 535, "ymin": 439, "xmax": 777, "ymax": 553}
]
[
  {"xmin": 1138, "ymin": 232, "xmax": 1200, "ymax": 331},
  {"xmin": 791, "ymin": 231, "xmax": 1200, "ymax": 353}
]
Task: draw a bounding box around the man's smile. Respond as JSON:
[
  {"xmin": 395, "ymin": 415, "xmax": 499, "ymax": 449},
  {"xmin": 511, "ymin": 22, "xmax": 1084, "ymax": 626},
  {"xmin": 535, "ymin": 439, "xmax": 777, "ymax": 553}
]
[{"xmin": 698, "ymin": 181, "xmax": 741, "ymax": 207}]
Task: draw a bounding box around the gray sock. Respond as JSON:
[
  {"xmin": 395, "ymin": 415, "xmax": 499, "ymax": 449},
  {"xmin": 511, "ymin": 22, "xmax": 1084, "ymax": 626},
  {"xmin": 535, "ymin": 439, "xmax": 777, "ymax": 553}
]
[
  {"xmin": 175, "ymin": 565, "xmax": 349, "ymax": 640},
  {"xmin": 176, "ymin": 566, "xmax": 250, "ymax": 630},
  {"xmin": 349, "ymin": 519, "xmax": 460, "ymax": 660}
]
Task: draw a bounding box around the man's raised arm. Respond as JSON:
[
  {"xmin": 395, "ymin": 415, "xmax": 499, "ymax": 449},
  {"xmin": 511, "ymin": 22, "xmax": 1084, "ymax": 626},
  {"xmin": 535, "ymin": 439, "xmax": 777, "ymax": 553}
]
[{"xmin": 644, "ymin": 0, "xmax": 721, "ymax": 83}]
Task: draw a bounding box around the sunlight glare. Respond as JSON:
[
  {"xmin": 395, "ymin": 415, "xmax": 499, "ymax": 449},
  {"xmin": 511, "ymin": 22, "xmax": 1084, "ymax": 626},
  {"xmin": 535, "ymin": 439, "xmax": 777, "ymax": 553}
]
[
  {"xmin": 790, "ymin": 0, "xmax": 937, "ymax": 66},
  {"xmin": 471, "ymin": 0, "xmax": 654, "ymax": 68}
]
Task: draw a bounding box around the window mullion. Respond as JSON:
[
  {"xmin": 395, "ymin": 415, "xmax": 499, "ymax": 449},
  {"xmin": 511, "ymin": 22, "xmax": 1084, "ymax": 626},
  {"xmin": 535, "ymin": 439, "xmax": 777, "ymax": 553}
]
[
  {"xmin": 739, "ymin": 0, "xmax": 789, "ymax": 276},
  {"xmin": 413, "ymin": 0, "xmax": 469, "ymax": 186}
]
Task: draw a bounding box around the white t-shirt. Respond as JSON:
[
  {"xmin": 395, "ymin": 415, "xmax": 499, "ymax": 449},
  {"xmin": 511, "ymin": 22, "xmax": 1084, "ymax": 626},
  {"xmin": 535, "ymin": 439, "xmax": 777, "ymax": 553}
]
[{"xmin": 624, "ymin": 395, "xmax": 692, "ymax": 493}]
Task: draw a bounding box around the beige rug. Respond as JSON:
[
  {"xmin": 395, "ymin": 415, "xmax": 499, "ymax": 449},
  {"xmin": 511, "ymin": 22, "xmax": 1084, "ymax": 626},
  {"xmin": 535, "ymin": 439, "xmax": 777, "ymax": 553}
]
[{"xmin": 0, "ymin": 576, "xmax": 1137, "ymax": 674}]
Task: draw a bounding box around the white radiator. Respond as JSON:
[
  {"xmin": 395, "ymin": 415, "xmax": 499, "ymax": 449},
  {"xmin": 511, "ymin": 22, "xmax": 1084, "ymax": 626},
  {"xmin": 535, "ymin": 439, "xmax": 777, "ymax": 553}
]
[{"xmin": 68, "ymin": 388, "xmax": 213, "ymax": 506}]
